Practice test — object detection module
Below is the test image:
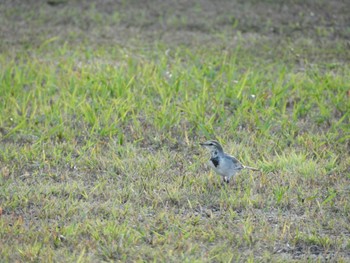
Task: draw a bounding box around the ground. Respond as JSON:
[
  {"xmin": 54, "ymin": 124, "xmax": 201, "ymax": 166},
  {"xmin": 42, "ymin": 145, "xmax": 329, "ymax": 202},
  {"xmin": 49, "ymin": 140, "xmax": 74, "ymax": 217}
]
[{"xmin": 0, "ymin": 0, "xmax": 350, "ymax": 262}]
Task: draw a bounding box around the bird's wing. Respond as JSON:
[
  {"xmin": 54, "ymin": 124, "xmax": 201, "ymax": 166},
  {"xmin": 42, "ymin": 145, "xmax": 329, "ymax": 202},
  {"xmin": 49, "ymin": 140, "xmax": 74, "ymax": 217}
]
[{"xmin": 227, "ymin": 155, "xmax": 244, "ymax": 170}]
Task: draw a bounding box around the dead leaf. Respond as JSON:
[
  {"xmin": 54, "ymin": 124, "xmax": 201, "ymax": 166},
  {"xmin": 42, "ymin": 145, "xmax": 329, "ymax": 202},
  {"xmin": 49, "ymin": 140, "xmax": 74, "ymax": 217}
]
[{"xmin": 1, "ymin": 167, "xmax": 10, "ymax": 178}]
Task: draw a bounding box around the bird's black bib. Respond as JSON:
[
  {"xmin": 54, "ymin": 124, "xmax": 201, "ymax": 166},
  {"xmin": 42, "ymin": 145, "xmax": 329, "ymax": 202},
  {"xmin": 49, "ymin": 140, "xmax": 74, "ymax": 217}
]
[{"xmin": 210, "ymin": 156, "xmax": 219, "ymax": 167}]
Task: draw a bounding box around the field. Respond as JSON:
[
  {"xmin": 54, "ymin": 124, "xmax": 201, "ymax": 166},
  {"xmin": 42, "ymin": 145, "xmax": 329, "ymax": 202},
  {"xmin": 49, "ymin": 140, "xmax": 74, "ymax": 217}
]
[{"xmin": 1, "ymin": 0, "xmax": 350, "ymax": 262}]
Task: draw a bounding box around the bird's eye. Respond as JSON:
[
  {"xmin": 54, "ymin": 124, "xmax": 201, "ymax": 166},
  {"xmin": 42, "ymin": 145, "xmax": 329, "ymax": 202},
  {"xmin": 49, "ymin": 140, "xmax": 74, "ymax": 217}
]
[{"xmin": 209, "ymin": 143, "xmax": 213, "ymax": 146}]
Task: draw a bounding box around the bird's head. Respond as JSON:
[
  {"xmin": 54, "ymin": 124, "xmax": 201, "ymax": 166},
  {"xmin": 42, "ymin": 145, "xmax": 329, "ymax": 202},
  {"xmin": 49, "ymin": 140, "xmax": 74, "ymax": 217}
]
[{"xmin": 200, "ymin": 140, "xmax": 224, "ymax": 154}]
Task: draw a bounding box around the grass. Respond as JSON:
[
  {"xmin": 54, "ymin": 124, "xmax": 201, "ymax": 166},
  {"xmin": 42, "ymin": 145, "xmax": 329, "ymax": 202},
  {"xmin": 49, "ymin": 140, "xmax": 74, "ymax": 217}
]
[{"xmin": 1, "ymin": 0, "xmax": 350, "ymax": 262}]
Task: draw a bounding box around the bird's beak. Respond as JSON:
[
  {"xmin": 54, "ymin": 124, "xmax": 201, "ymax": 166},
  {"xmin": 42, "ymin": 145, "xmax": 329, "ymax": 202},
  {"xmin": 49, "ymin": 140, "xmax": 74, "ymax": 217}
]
[{"xmin": 199, "ymin": 142, "xmax": 206, "ymax": 147}]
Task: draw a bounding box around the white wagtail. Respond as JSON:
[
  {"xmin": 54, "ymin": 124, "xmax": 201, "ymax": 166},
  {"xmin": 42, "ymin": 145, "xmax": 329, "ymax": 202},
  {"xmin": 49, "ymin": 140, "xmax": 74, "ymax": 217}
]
[{"xmin": 200, "ymin": 140, "xmax": 259, "ymax": 184}]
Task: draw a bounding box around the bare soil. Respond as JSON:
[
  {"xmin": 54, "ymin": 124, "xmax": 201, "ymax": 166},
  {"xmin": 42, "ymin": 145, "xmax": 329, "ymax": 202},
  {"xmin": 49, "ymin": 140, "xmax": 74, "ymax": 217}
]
[{"xmin": 1, "ymin": 0, "xmax": 349, "ymax": 60}]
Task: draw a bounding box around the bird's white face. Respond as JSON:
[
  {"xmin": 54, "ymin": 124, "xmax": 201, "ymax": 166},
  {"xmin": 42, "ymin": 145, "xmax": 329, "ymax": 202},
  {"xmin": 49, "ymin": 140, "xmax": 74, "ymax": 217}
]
[
  {"xmin": 200, "ymin": 141, "xmax": 216, "ymax": 150},
  {"xmin": 200, "ymin": 140, "xmax": 223, "ymax": 153}
]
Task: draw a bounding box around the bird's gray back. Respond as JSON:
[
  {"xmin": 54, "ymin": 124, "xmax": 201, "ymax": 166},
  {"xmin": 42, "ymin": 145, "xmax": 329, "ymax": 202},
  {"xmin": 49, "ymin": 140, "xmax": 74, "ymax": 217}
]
[{"xmin": 214, "ymin": 154, "xmax": 243, "ymax": 177}]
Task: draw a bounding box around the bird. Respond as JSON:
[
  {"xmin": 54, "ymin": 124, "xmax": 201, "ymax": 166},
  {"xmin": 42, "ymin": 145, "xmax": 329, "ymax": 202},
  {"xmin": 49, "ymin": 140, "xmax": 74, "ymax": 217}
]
[{"xmin": 200, "ymin": 140, "xmax": 259, "ymax": 184}]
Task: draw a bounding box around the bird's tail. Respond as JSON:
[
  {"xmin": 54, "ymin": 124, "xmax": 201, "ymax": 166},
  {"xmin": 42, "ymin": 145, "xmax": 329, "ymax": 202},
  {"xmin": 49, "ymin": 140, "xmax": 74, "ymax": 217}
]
[{"xmin": 243, "ymin": 165, "xmax": 260, "ymax": 171}]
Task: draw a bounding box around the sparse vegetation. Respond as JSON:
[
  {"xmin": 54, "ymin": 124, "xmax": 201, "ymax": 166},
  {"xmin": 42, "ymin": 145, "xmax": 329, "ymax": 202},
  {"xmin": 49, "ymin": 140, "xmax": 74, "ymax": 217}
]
[{"xmin": 0, "ymin": 0, "xmax": 349, "ymax": 262}]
